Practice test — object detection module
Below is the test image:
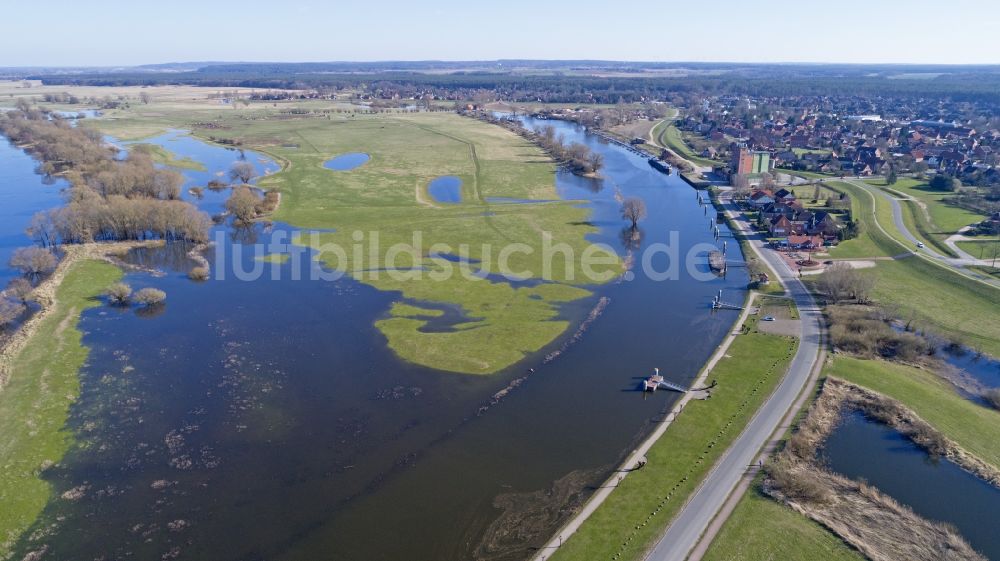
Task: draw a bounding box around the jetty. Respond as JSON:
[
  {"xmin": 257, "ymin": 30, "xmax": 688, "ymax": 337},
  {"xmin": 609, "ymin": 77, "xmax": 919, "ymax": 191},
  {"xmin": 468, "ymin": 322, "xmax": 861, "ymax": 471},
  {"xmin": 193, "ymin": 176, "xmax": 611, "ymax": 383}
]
[
  {"xmin": 712, "ymin": 290, "xmax": 744, "ymax": 311},
  {"xmin": 643, "ymin": 368, "xmax": 687, "ymax": 393}
]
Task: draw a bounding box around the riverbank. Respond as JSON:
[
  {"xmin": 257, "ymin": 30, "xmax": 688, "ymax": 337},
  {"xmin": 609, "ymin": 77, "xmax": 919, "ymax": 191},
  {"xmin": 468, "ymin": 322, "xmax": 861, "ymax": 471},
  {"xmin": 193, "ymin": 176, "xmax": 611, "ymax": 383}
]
[
  {"xmin": 543, "ymin": 293, "xmax": 798, "ymax": 561},
  {"xmin": 0, "ymin": 241, "xmax": 162, "ymax": 391},
  {"xmin": 760, "ymin": 376, "xmax": 991, "ymax": 561},
  {"xmin": 0, "ymin": 255, "xmax": 124, "ymax": 557}
]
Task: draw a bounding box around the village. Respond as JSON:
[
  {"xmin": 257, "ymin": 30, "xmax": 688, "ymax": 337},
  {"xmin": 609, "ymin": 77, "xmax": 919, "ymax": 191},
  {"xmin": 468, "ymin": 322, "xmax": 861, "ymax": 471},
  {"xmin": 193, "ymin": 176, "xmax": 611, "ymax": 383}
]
[{"xmin": 675, "ymin": 94, "xmax": 1000, "ymax": 184}]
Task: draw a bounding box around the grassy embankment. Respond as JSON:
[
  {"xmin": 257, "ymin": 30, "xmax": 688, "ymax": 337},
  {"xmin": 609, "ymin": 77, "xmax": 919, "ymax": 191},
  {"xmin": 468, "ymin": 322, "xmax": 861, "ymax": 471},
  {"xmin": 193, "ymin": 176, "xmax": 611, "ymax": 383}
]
[
  {"xmin": 824, "ymin": 180, "xmax": 902, "ymax": 259},
  {"xmin": 0, "ymin": 259, "xmax": 121, "ymax": 556},
  {"xmin": 550, "ymin": 313, "xmax": 797, "ymax": 561},
  {"xmin": 956, "ymin": 239, "xmax": 1000, "ymax": 258},
  {"xmin": 651, "ymin": 121, "xmax": 719, "ymax": 168},
  {"xmin": 703, "ymin": 178, "xmax": 1000, "ymax": 559},
  {"xmin": 820, "ymin": 180, "xmax": 1000, "ymax": 355},
  {"xmin": 101, "ymin": 111, "xmax": 617, "ymax": 375},
  {"xmin": 701, "ymin": 480, "xmax": 865, "ymax": 561},
  {"xmin": 866, "ymin": 178, "xmax": 985, "ymax": 258},
  {"xmin": 827, "ymin": 356, "xmax": 1000, "ymax": 468},
  {"xmin": 703, "ymin": 350, "xmax": 1000, "ymax": 561}
]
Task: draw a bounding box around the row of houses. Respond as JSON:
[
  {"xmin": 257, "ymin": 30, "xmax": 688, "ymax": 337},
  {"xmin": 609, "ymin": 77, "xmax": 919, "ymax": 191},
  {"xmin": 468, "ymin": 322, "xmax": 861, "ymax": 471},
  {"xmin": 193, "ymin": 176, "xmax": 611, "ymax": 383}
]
[{"xmin": 745, "ymin": 188, "xmax": 845, "ymax": 249}]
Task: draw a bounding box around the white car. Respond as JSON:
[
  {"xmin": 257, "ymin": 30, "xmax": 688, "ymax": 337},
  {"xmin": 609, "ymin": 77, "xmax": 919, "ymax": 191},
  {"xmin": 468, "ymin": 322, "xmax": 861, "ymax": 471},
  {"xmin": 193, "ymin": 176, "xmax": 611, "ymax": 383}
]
[
  {"xmin": 762, "ymin": 316, "xmax": 775, "ymax": 321},
  {"xmin": 916, "ymin": 242, "xmax": 925, "ymax": 249}
]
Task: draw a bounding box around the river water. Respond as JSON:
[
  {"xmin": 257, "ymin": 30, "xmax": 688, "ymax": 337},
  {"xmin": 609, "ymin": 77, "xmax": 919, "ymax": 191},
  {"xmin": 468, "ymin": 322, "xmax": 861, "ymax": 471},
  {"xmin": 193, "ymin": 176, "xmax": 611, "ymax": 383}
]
[
  {"xmin": 0, "ymin": 138, "xmax": 66, "ymax": 287},
  {"xmin": 5, "ymin": 119, "xmax": 748, "ymax": 560},
  {"xmin": 822, "ymin": 411, "xmax": 1000, "ymax": 560}
]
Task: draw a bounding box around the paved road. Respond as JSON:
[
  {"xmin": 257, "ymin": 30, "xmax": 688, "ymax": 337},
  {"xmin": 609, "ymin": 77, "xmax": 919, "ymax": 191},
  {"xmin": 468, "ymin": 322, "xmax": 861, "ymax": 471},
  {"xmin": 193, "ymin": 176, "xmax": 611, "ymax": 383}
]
[
  {"xmin": 645, "ymin": 196, "xmax": 823, "ymax": 561},
  {"xmin": 845, "ymin": 178, "xmax": 1000, "ymax": 287}
]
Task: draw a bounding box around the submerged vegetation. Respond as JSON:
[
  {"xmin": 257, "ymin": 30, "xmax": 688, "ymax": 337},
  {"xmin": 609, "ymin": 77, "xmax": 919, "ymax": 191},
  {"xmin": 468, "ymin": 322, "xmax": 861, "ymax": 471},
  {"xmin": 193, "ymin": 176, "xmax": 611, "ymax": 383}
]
[{"xmin": 0, "ymin": 107, "xmax": 210, "ymax": 245}]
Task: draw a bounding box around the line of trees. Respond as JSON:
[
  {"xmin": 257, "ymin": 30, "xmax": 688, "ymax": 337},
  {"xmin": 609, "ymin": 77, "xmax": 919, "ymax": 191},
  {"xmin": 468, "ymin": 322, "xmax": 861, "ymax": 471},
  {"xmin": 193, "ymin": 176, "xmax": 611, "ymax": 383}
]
[
  {"xmin": 0, "ymin": 107, "xmax": 211, "ymax": 245},
  {"xmin": 534, "ymin": 125, "xmax": 603, "ymax": 175}
]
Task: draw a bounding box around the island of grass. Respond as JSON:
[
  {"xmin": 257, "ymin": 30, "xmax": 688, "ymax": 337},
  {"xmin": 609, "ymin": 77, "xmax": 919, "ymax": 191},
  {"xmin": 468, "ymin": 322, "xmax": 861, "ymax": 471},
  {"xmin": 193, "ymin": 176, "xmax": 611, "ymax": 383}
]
[
  {"xmin": 130, "ymin": 142, "xmax": 207, "ymax": 171},
  {"xmin": 100, "ymin": 111, "xmax": 617, "ymax": 375},
  {"xmin": 256, "ymin": 253, "xmax": 290, "ymax": 265},
  {"xmin": 0, "ymin": 259, "xmax": 121, "ymax": 556}
]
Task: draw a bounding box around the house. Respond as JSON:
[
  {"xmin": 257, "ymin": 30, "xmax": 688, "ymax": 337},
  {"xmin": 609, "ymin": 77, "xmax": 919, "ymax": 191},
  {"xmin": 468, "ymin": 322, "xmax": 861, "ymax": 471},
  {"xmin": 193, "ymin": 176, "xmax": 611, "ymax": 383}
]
[
  {"xmin": 773, "ymin": 188, "xmax": 796, "ymax": 203},
  {"xmin": 769, "ymin": 215, "xmax": 793, "ymax": 237},
  {"xmin": 786, "ymin": 234, "xmax": 824, "ymax": 250},
  {"xmin": 748, "ymin": 189, "xmax": 775, "ymax": 208},
  {"xmin": 805, "ymin": 212, "xmax": 842, "ymax": 239}
]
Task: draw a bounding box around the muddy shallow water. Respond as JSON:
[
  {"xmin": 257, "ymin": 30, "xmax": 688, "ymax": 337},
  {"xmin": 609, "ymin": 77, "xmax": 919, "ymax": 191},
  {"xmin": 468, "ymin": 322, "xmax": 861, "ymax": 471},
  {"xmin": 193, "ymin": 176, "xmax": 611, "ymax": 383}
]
[{"xmin": 7, "ymin": 119, "xmax": 749, "ymax": 560}]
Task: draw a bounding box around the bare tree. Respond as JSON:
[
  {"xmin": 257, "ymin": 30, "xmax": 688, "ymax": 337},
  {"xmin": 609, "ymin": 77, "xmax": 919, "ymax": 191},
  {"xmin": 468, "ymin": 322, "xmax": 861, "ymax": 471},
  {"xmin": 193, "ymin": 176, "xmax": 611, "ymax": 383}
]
[
  {"xmin": 820, "ymin": 262, "xmax": 875, "ymax": 303},
  {"xmin": 139, "ymin": 91, "xmax": 152, "ymax": 105},
  {"xmin": 9, "ymin": 247, "xmax": 57, "ymax": 278},
  {"xmin": 620, "ymin": 197, "xmax": 647, "ymax": 229},
  {"xmin": 5, "ymin": 278, "xmax": 33, "ymax": 303},
  {"xmin": 229, "ymin": 161, "xmax": 256, "ymax": 184}
]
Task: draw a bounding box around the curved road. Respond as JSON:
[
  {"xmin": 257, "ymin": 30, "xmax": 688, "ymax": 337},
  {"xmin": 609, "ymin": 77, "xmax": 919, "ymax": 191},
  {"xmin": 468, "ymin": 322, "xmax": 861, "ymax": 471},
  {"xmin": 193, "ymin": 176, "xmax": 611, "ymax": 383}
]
[
  {"xmin": 845, "ymin": 178, "xmax": 1000, "ymax": 288},
  {"xmin": 645, "ymin": 195, "xmax": 823, "ymax": 561}
]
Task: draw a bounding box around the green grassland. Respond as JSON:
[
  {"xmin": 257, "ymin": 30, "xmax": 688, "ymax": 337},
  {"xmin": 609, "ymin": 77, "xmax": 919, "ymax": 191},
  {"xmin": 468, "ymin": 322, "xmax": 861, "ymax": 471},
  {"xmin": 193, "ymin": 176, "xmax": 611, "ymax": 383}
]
[
  {"xmin": 131, "ymin": 142, "xmax": 206, "ymax": 171},
  {"xmin": 702, "ymin": 481, "xmax": 864, "ymax": 561},
  {"xmin": 255, "ymin": 253, "xmax": 290, "ymax": 264},
  {"xmin": 868, "ymin": 178, "xmax": 986, "ymax": 234},
  {"xmin": 863, "ymin": 258, "xmax": 1000, "ymax": 356},
  {"xmin": 957, "ymin": 239, "xmax": 1000, "ymax": 260},
  {"xmin": 652, "ymin": 121, "xmax": 719, "ymax": 167},
  {"xmin": 825, "ymin": 180, "xmax": 902, "ymax": 259},
  {"xmin": 826, "ymin": 355, "xmax": 1000, "ymax": 469},
  {"xmin": 551, "ymin": 323, "xmax": 797, "ymax": 561},
  {"xmin": 0, "ymin": 260, "xmax": 121, "ymax": 556},
  {"xmin": 92, "ymin": 109, "xmax": 617, "ymax": 374},
  {"xmin": 865, "ymin": 178, "xmax": 984, "ymax": 258}
]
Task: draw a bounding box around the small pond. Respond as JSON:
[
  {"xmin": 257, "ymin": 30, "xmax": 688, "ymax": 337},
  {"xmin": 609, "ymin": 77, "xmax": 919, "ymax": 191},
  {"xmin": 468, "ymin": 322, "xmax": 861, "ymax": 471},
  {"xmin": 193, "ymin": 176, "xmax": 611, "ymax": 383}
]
[
  {"xmin": 822, "ymin": 411, "xmax": 1000, "ymax": 559},
  {"xmin": 427, "ymin": 175, "xmax": 462, "ymax": 204},
  {"xmin": 323, "ymin": 152, "xmax": 370, "ymax": 171}
]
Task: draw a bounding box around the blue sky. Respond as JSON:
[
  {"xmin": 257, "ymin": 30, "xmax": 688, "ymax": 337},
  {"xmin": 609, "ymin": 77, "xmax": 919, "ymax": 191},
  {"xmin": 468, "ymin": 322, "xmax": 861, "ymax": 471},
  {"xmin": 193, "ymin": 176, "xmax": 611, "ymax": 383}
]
[{"xmin": 4, "ymin": 0, "xmax": 999, "ymax": 66}]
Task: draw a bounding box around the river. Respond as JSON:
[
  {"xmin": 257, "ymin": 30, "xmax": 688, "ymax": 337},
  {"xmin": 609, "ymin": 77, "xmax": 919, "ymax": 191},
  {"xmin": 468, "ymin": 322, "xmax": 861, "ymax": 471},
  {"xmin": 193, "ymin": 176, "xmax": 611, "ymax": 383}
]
[
  {"xmin": 4, "ymin": 118, "xmax": 748, "ymax": 560},
  {"xmin": 822, "ymin": 411, "xmax": 1000, "ymax": 560}
]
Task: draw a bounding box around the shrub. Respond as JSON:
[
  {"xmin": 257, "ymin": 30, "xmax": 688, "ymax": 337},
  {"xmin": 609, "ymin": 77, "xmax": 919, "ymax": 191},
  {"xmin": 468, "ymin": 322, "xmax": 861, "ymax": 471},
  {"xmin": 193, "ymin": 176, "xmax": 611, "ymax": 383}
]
[
  {"xmin": 133, "ymin": 287, "xmax": 166, "ymax": 306},
  {"xmin": 106, "ymin": 282, "xmax": 132, "ymax": 305},
  {"xmin": 766, "ymin": 455, "xmax": 831, "ymax": 504},
  {"xmin": 188, "ymin": 266, "xmax": 209, "ymax": 281},
  {"xmin": 0, "ymin": 298, "xmax": 26, "ymax": 328}
]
